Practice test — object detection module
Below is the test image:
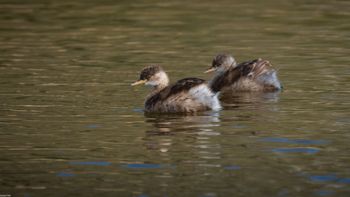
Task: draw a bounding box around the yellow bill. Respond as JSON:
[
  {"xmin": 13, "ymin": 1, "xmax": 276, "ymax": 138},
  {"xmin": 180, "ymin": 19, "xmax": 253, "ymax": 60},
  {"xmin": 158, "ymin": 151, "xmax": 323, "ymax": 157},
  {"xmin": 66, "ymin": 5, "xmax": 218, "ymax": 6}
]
[
  {"xmin": 131, "ymin": 80, "xmax": 147, "ymax": 86},
  {"xmin": 204, "ymin": 67, "xmax": 216, "ymax": 74}
]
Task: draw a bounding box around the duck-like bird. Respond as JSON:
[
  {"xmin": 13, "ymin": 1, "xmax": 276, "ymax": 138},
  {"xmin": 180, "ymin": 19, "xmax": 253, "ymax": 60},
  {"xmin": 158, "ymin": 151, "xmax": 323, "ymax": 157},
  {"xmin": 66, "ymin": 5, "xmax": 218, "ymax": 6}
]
[
  {"xmin": 132, "ymin": 65, "xmax": 221, "ymax": 113},
  {"xmin": 205, "ymin": 54, "xmax": 282, "ymax": 96}
]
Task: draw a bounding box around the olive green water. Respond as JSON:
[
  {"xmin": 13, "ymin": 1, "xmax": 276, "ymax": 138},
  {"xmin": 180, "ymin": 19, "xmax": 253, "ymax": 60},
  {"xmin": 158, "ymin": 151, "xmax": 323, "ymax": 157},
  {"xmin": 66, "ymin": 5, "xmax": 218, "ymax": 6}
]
[{"xmin": 0, "ymin": 0, "xmax": 349, "ymax": 196}]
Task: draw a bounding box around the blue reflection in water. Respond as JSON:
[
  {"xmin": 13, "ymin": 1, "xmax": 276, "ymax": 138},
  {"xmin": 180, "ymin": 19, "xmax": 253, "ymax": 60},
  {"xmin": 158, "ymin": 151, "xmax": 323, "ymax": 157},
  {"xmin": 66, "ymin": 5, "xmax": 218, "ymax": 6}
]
[
  {"xmin": 261, "ymin": 137, "xmax": 329, "ymax": 145},
  {"xmin": 69, "ymin": 161, "xmax": 111, "ymax": 166},
  {"xmin": 121, "ymin": 163, "xmax": 173, "ymax": 169},
  {"xmin": 133, "ymin": 108, "xmax": 144, "ymax": 113},
  {"xmin": 337, "ymin": 178, "xmax": 350, "ymax": 184},
  {"xmin": 313, "ymin": 190, "xmax": 334, "ymax": 196},
  {"xmin": 272, "ymin": 148, "xmax": 319, "ymax": 154},
  {"xmin": 303, "ymin": 173, "xmax": 350, "ymax": 185},
  {"xmin": 309, "ymin": 175, "xmax": 337, "ymax": 182},
  {"xmin": 223, "ymin": 165, "xmax": 241, "ymax": 170},
  {"xmin": 86, "ymin": 124, "xmax": 101, "ymax": 129},
  {"xmin": 123, "ymin": 163, "xmax": 161, "ymax": 169},
  {"xmin": 56, "ymin": 172, "xmax": 76, "ymax": 177}
]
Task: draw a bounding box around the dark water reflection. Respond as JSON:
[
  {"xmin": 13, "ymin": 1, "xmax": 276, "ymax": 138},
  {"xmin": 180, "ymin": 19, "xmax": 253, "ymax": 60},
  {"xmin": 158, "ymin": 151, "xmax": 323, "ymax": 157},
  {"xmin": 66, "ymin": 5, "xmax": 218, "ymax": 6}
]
[{"xmin": 0, "ymin": 0, "xmax": 349, "ymax": 196}]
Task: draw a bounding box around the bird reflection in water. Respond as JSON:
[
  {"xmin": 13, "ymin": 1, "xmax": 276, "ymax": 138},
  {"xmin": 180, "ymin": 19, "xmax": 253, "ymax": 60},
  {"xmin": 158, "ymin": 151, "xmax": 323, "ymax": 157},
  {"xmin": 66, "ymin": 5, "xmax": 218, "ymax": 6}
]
[
  {"xmin": 145, "ymin": 112, "xmax": 220, "ymax": 133},
  {"xmin": 142, "ymin": 112, "xmax": 221, "ymax": 152}
]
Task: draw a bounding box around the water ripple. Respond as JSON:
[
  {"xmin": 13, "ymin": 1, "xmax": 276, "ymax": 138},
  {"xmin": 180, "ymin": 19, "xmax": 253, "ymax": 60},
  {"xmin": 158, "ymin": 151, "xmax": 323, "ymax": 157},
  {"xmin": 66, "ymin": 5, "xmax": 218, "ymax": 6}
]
[
  {"xmin": 69, "ymin": 161, "xmax": 111, "ymax": 166},
  {"xmin": 56, "ymin": 172, "xmax": 76, "ymax": 177},
  {"xmin": 272, "ymin": 147, "xmax": 320, "ymax": 154},
  {"xmin": 121, "ymin": 163, "xmax": 174, "ymax": 169},
  {"xmin": 261, "ymin": 137, "xmax": 329, "ymax": 145}
]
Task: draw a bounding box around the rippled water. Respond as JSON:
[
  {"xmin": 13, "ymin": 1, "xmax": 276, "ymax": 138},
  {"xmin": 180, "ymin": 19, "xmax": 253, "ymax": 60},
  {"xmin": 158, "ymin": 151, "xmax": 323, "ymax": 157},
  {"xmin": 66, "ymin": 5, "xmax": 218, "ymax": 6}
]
[{"xmin": 0, "ymin": 0, "xmax": 349, "ymax": 196}]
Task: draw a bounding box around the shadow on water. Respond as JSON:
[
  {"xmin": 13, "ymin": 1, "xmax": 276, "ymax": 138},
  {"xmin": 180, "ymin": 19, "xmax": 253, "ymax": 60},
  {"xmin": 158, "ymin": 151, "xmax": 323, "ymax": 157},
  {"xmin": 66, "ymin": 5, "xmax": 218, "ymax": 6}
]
[{"xmin": 220, "ymin": 91, "xmax": 281, "ymax": 109}]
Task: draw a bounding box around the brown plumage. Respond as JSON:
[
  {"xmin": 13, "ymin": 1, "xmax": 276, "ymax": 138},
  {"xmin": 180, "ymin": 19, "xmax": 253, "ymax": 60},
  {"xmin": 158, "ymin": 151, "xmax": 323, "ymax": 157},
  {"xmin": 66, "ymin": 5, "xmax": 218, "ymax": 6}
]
[
  {"xmin": 206, "ymin": 54, "xmax": 282, "ymax": 97},
  {"xmin": 132, "ymin": 65, "xmax": 221, "ymax": 113},
  {"xmin": 145, "ymin": 77, "xmax": 206, "ymax": 112}
]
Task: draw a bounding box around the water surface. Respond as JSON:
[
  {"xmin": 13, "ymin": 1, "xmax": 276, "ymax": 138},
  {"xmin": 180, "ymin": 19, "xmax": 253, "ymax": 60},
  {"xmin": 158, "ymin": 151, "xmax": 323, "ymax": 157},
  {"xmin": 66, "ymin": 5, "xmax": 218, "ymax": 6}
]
[{"xmin": 0, "ymin": 0, "xmax": 349, "ymax": 196}]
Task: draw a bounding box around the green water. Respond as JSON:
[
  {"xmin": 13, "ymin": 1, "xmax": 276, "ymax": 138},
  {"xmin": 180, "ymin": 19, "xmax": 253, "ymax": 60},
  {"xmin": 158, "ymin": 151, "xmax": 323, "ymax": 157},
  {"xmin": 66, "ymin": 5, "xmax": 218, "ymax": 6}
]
[{"xmin": 0, "ymin": 0, "xmax": 349, "ymax": 196}]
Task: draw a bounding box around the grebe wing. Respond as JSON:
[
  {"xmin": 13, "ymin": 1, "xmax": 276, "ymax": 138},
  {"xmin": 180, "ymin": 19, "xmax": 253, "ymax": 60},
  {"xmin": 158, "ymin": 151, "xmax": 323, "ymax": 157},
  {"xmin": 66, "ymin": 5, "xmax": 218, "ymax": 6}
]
[
  {"xmin": 145, "ymin": 78, "xmax": 205, "ymax": 108},
  {"xmin": 237, "ymin": 58, "xmax": 272, "ymax": 79}
]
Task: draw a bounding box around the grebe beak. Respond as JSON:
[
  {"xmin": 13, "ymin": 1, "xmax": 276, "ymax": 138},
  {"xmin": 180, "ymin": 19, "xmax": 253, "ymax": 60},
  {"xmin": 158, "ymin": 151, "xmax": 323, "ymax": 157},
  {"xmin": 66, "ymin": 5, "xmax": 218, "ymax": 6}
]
[
  {"xmin": 131, "ymin": 80, "xmax": 147, "ymax": 86},
  {"xmin": 204, "ymin": 67, "xmax": 216, "ymax": 73}
]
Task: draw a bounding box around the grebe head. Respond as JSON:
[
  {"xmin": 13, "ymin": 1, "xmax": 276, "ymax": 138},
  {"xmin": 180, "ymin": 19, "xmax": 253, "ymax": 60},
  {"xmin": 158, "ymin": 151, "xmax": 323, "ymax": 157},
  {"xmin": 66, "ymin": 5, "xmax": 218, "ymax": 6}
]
[
  {"xmin": 204, "ymin": 53, "xmax": 237, "ymax": 74},
  {"xmin": 131, "ymin": 65, "xmax": 169, "ymax": 88}
]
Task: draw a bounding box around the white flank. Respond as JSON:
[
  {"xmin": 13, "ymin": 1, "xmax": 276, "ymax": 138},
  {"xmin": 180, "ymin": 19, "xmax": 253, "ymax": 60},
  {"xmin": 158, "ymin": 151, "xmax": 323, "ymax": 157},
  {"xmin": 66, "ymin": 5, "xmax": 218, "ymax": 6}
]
[
  {"xmin": 257, "ymin": 70, "xmax": 282, "ymax": 89},
  {"xmin": 188, "ymin": 84, "xmax": 222, "ymax": 111}
]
